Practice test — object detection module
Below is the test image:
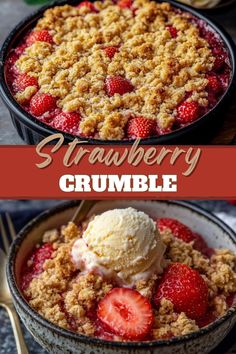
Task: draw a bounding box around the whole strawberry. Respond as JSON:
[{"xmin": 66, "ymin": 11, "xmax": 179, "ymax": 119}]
[
  {"xmin": 53, "ymin": 112, "xmax": 81, "ymax": 134},
  {"xmin": 105, "ymin": 76, "xmax": 134, "ymax": 96},
  {"xmin": 127, "ymin": 116, "xmax": 156, "ymax": 139},
  {"xmin": 97, "ymin": 288, "xmax": 154, "ymax": 340},
  {"xmin": 176, "ymin": 101, "xmax": 200, "ymax": 124},
  {"xmin": 26, "ymin": 30, "xmax": 54, "ymax": 46},
  {"xmin": 30, "ymin": 93, "xmax": 57, "ymax": 117},
  {"xmin": 154, "ymin": 263, "xmax": 208, "ymax": 320}
]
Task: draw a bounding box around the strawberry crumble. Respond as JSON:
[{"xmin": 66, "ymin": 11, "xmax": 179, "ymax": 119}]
[
  {"xmin": 21, "ymin": 209, "xmax": 236, "ymax": 342},
  {"xmin": 5, "ymin": 0, "xmax": 231, "ymax": 140}
]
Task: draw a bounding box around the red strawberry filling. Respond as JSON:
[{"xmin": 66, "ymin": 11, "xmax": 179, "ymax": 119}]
[{"xmin": 21, "ymin": 243, "xmax": 54, "ymax": 291}]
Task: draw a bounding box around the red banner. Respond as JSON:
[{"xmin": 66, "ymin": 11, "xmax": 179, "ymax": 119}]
[{"xmin": 0, "ymin": 144, "xmax": 235, "ymax": 199}]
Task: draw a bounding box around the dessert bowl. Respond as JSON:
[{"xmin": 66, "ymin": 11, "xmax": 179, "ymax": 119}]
[
  {"xmin": 7, "ymin": 200, "xmax": 236, "ymax": 354},
  {"xmin": 0, "ymin": 0, "xmax": 236, "ymax": 145}
]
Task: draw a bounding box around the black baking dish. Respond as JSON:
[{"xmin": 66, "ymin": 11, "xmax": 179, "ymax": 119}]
[{"xmin": 0, "ymin": 0, "xmax": 236, "ymax": 145}]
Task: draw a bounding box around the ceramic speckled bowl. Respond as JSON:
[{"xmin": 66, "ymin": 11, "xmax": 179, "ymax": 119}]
[{"xmin": 7, "ymin": 200, "xmax": 236, "ymax": 354}]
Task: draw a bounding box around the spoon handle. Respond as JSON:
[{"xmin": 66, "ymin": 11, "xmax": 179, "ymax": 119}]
[
  {"xmin": 71, "ymin": 200, "xmax": 96, "ymax": 225},
  {"xmin": 4, "ymin": 303, "xmax": 29, "ymax": 354}
]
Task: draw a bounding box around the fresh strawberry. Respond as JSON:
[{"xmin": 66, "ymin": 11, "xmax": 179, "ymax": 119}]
[
  {"xmin": 53, "ymin": 112, "xmax": 81, "ymax": 134},
  {"xmin": 158, "ymin": 218, "xmax": 196, "ymax": 244},
  {"xmin": 157, "ymin": 218, "xmax": 209, "ymax": 255},
  {"xmin": 176, "ymin": 101, "xmax": 200, "ymax": 124},
  {"xmin": 118, "ymin": 0, "xmax": 133, "ymax": 8},
  {"xmin": 127, "ymin": 116, "xmax": 156, "ymax": 139},
  {"xmin": 97, "ymin": 288, "xmax": 154, "ymax": 340},
  {"xmin": 167, "ymin": 25, "xmax": 178, "ymax": 38},
  {"xmin": 13, "ymin": 73, "xmax": 38, "ymax": 92},
  {"xmin": 154, "ymin": 263, "xmax": 208, "ymax": 320},
  {"xmin": 77, "ymin": 1, "xmax": 98, "ymax": 12},
  {"xmin": 103, "ymin": 46, "xmax": 119, "ymax": 59},
  {"xmin": 228, "ymin": 200, "xmax": 236, "ymax": 205},
  {"xmin": 30, "ymin": 93, "xmax": 57, "ymax": 116},
  {"xmin": 26, "ymin": 30, "xmax": 54, "ymax": 46},
  {"xmin": 105, "ymin": 76, "xmax": 134, "ymax": 96},
  {"xmin": 206, "ymin": 74, "xmax": 222, "ymax": 94}
]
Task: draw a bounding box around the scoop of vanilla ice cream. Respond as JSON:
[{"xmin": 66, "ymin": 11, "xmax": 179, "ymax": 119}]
[{"xmin": 71, "ymin": 207, "xmax": 166, "ymax": 286}]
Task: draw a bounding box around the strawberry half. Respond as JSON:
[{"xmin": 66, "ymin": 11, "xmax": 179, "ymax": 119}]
[
  {"xmin": 26, "ymin": 30, "xmax": 54, "ymax": 46},
  {"xmin": 53, "ymin": 112, "xmax": 81, "ymax": 134},
  {"xmin": 154, "ymin": 263, "xmax": 208, "ymax": 320},
  {"xmin": 13, "ymin": 73, "xmax": 38, "ymax": 93},
  {"xmin": 103, "ymin": 46, "xmax": 119, "ymax": 59},
  {"xmin": 176, "ymin": 101, "xmax": 200, "ymax": 124},
  {"xmin": 30, "ymin": 93, "xmax": 57, "ymax": 117},
  {"xmin": 118, "ymin": 0, "xmax": 133, "ymax": 8},
  {"xmin": 77, "ymin": 1, "xmax": 98, "ymax": 12},
  {"xmin": 97, "ymin": 288, "xmax": 154, "ymax": 340},
  {"xmin": 105, "ymin": 76, "xmax": 134, "ymax": 96},
  {"xmin": 157, "ymin": 218, "xmax": 209, "ymax": 255},
  {"xmin": 127, "ymin": 116, "xmax": 156, "ymax": 139}
]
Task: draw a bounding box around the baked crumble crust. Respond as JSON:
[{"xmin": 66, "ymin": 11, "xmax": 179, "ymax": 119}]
[{"xmin": 14, "ymin": 0, "xmax": 215, "ymax": 139}]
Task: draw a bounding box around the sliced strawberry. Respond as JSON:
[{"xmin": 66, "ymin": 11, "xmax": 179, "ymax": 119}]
[
  {"xmin": 77, "ymin": 1, "xmax": 98, "ymax": 12},
  {"xmin": 53, "ymin": 111, "xmax": 81, "ymax": 134},
  {"xmin": 97, "ymin": 288, "xmax": 154, "ymax": 340},
  {"xmin": 103, "ymin": 46, "xmax": 119, "ymax": 59},
  {"xmin": 105, "ymin": 76, "xmax": 134, "ymax": 96},
  {"xmin": 26, "ymin": 30, "xmax": 54, "ymax": 46},
  {"xmin": 154, "ymin": 263, "xmax": 208, "ymax": 320},
  {"xmin": 206, "ymin": 74, "xmax": 222, "ymax": 94},
  {"xmin": 118, "ymin": 0, "xmax": 133, "ymax": 8},
  {"xmin": 13, "ymin": 73, "xmax": 38, "ymax": 93},
  {"xmin": 167, "ymin": 25, "xmax": 178, "ymax": 38},
  {"xmin": 30, "ymin": 93, "xmax": 57, "ymax": 116},
  {"xmin": 127, "ymin": 116, "xmax": 156, "ymax": 139},
  {"xmin": 176, "ymin": 101, "xmax": 200, "ymax": 124}
]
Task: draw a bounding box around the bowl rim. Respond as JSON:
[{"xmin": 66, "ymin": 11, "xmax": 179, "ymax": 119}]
[
  {"xmin": 0, "ymin": 0, "xmax": 236, "ymax": 145},
  {"xmin": 7, "ymin": 200, "xmax": 236, "ymax": 349}
]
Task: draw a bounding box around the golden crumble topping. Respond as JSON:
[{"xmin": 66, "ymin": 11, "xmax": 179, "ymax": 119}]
[{"xmin": 13, "ymin": 0, "xmax": 217, "ymax": 139}]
